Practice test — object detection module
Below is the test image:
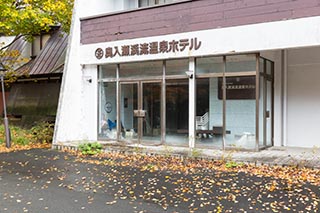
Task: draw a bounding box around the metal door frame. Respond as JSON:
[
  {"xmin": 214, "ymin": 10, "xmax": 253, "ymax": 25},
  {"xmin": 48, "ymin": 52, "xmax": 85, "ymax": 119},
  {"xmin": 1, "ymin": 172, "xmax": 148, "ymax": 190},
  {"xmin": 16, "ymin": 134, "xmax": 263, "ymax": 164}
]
[
  {"xmin": 118, "ymin": 80, "xmax": 162, "ymax": 145},
  {"xmin": 259, "ymin": 57, "xmax": 274, "ymax": 149}
]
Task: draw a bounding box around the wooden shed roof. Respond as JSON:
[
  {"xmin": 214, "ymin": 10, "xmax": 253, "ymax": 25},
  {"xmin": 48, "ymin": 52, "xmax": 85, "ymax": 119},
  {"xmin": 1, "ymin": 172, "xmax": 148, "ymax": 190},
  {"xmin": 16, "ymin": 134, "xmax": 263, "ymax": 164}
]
[
  {"xmin": 1, "ymin": 29, "xmax": 67, "ymax": 76},
  {"xmin": 29, "ymin": 30, "xmax": 68, "ymax": 75}
]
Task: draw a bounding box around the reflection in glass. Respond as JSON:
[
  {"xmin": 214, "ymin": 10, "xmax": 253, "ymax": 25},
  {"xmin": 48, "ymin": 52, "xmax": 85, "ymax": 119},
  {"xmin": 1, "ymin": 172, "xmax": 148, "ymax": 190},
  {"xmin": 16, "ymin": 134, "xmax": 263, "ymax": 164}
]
[
  {"xmin": 196, "ymin": 57, "xmax": 223, "ymax": 75},
  {"xmin": 165, "ymin": 79, "xmax": 189, "ymax": 145},
  {"xmin": 259, "ymin": 75, "xmax": 264, "ymax": 147},
  {"xmin": 225, "ymin": 76, "xmax": 256, "ymax": 149},
  {"xmin": 195, "ymin": 78, "xmax": 223, "ymax": 148},
  {"xmin": 98, "ymin": 82, "xmax": 117, "ymax": 139},
  {"xmin": 259, "ymin": 59, "xmax": 273, "ymax": 148},
  {"xmin": 120, "ymin": 61, "xmax": 162, "ymax": 78},
  {"xmin": 142, "ymin": 82, "xmax": 161, "ymax": 143},
  {"xmin": 99, "ymin": 64, "xmax": 117, "ymax": 79},
  {"xmin": 166, "ymin": 59, "xmax": 189, "ymax": 76},
  {"xmin": 266, "ymin": 80, "xmax": 272, "ymax": 146},
  {"xmin": 226, "ymin": 55, "xmax": 256, "ymax": 73},
  {"xmin": 121, "ymin": 84, "xmax": 138, "ymax": 141}
]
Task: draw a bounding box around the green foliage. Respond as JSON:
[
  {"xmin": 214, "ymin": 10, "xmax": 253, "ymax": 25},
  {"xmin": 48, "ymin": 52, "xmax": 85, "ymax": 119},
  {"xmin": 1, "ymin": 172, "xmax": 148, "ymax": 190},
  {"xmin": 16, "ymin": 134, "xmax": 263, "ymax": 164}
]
[
  {"xmin": 190, "ymin": 148, "xmax": 203, "ymax": 158},
  {"xmin": 30, "ymin": 121, "xmax": 54, "ymax": 144},
  {"xmin": 0, "ymin": 122, "xmax": 55, "ymax": 147},
  {"xmin": 225, "ymin": 161, "xmax": 243, "ymax": 169},
  {"xmin": 0, "ymin": 124, "xmax": 31, "ymax": 145},
  {"xmin": 0, "ymin": 0, "xmax": 74, "ymax": 37},
  {"xmin": 78, "ymin": 142, "xmax": 103, "ymax": 155},
  {"xmin": 0, "ymin": 0, "xmax": 74, "ymax": 85},
  {"xmin": 15, "ymin": 136, "xmax": 29, "ymax": 145}
]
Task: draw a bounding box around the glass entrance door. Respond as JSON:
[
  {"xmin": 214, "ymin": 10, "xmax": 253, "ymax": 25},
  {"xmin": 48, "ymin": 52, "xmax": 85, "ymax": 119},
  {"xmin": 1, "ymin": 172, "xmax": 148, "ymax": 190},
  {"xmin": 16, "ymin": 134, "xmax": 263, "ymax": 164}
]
[
  {"xmin": 120, "ymin": 81, "xmax": 162, "ymax": 144},
  {"xmin": 265, "ymin": 60, "xmax": 274, "ymax": 147},
  {"xmin": 142, "ymin": 82, "xmax": 162, "ymax": 143},
  {"xmin": 266, "ymin": 78, "xmax": 273, "ymax": 146},
  {"xmin": 120, "ymin": 83, "xmax": 139, "ymax": 141},
  {"xmin": 259, "ymin": 58, "xmax": 274, "ymax": 148}
]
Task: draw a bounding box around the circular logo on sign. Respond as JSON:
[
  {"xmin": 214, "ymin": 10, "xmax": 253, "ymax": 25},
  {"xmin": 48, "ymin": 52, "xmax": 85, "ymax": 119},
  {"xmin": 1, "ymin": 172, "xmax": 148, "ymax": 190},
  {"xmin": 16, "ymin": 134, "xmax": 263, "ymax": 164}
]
[
  {"xmin": 105, "ymin": 102, "xmax": 112, "ymax": 113},
  {"xmin": 95, "ymin": 48, "xmax": 104, "ymax": 59}
]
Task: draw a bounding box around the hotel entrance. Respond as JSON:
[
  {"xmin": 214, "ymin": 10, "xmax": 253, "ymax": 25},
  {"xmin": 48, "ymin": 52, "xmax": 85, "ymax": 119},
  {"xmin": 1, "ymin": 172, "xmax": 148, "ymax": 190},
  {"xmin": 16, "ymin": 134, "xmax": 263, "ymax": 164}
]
[
  {"xmin": 98, "ymin": 54, "xmax": 274, "ymax": 151},
  {"xmin": 119, "ymin": 81, "xmax": 162, "ymax": 144}
]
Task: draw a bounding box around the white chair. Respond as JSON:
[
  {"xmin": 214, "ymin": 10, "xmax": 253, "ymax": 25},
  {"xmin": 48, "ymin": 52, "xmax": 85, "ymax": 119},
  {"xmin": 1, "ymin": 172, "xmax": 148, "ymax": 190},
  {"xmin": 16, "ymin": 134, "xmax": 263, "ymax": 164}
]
[{"xmin": 196, "ymin": 112, "xmax": 209, "ymax": 138}]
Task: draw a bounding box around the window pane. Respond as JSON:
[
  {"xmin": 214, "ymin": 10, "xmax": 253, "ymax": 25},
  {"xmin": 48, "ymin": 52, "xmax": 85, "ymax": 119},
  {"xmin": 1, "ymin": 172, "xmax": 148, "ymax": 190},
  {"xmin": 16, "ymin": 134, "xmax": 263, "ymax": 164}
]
[
  {"xmin": 226, "ymin": 55, "xmax": 256, "ymax": 73},
  {"xmin": 99, "ymin": 82, "xmax": 117, "ymax": 139},
  {"xmin": 139, "ymin": 0, "xmax": 148, "ymax": 7},
  {"xmin": 195, "ymin": 78, "xmax": 223, "ymax": 148},
  {"xmin": 121, "ymin": 83, "xmax": 139, "ymax": 141},
  {"xmin": 196, "ymin": 56, "xmax": 223, "ymax": 74},
  {"xmin": 225, "ymin": 76, "xmax": 256, "ymax": 149},
  {"xmin": 266, "ymin": 80, "xmax": 272, "ymax": 147},
  {"xmin": 266, "ymin": 60, "xmax": 272, "ymax": 75},
  {"xmin": 139, "ymin": 0, "xmax": 174, "ymax": 7},
  {"xmin": 165, "ymin": 79, "xmax": 189, "ymax": 145},
  {"xmin": 120, "ymin": 61, "xmax": 162, "ymax": 78},
  {"xmin": 99, "ymin": 64, "xmax": 117, "ymax": 79},
  {"xmin": 259, "ymin": 75, "xmax": 264, "ymax": 147},
  {"xmin": 142, "ymin": 82, "xmax": 162, "ymax": 143},
  {"xmin": 166, "ymin": 59, "xmax": 189, "ymax": 76}
]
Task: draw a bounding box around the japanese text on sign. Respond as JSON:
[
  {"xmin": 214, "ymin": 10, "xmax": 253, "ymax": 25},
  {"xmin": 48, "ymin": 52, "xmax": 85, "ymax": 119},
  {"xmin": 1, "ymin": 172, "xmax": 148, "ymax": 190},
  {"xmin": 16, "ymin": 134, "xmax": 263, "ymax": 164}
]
[{"xmin": 95, "ymin": 38, "xmax": 202, "ymax": 59}]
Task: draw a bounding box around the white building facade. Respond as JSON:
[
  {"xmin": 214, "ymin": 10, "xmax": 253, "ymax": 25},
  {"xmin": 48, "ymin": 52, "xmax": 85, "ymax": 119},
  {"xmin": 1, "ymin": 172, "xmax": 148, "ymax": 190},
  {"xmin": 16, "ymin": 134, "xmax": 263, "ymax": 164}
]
[{"xmin": 54, "ymin": 0, "xmax": 320, "ymax": 150}]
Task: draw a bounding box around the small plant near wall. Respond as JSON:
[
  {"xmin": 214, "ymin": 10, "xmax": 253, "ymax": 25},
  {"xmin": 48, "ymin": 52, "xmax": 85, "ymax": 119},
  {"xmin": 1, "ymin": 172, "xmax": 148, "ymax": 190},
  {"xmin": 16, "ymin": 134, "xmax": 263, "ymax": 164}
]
[
  {"xmin": 78, "ymin": 142, "xmax": 103, "ymax": 155},
  {"xmin": 132, "ymin": 145, "xmax": 145, "ymax": 154},
  {"xmin": 161, "ymin": 145, "xmax": 174, "ymax": 157},
  {"xmin": 190, "ymin": 148, "xmax": 203, "ymax": 158},
  {"xmin": 30, "ymin": 121, "xmax": 54, "ymax": 144},
  {"xmin": 225, "ymin": 161, "xmax": 243, "ymax": 169}
]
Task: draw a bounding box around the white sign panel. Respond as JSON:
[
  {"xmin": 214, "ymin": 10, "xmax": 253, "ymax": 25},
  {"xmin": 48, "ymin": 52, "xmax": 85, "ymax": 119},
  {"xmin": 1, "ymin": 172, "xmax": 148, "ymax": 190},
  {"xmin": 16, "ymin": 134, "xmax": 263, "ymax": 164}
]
[{"xmin": 80, "ymin": 16, "xmax": 320, "ymax": 65}]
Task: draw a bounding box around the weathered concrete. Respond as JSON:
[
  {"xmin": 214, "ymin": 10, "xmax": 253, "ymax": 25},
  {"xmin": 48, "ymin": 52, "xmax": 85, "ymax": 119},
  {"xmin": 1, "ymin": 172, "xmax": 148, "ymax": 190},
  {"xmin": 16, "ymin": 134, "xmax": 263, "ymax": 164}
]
[{"xmin": 53, "ymin": 142, "xmax": 320, "ymax": 169}]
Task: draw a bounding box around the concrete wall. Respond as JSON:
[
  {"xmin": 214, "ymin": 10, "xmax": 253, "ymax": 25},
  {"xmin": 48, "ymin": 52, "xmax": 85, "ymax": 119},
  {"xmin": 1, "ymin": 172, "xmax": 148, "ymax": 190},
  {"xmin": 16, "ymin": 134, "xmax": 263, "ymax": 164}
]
[
  {"xmin": 262, "ymin": 47, "xmax": 320, "ymax": 148},
  {"xmin": 287, "ymin": 47, "xmax": 320, "ymax": 147}
]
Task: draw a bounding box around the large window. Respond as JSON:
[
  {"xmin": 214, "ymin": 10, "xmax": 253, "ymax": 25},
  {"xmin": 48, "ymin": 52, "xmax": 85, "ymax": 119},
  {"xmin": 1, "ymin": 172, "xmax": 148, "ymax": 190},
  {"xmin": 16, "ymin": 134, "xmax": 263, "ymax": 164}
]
[
  {"xmin": 119, "ymin": 61, "xmax": 162, "ymax": 79},
  {"xmin": 165, "ymin": 59, "xmax": 189, "ymax": 146},
  {"xmin": 138, "ymin": 0, "xmax": 177, "ymax": 7},
  {"xmin": 97, "ymin": 54, "xmax": 273, "ymax": 151},
  {"xmin": 195, "ymin": 57, "xmax": 223, "ymax": 148},
  {"xmin": 98, "ymin": 65, "xmax": 117, "ymax": 139},
  {"xmin": 225, "ymin": 55, "xmax": 257, "ymax": 149}
]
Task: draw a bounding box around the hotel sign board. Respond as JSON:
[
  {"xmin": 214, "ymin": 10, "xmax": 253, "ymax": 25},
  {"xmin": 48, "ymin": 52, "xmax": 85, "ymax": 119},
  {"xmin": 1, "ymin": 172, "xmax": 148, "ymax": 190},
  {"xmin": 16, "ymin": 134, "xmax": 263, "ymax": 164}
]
[
  {"xmin": 95, "ymin": 38, "xmax": 202, "ymax": 59},
  {"xmin": 80, "ymin": 17, "xmax": 320, "ymax": 64}
]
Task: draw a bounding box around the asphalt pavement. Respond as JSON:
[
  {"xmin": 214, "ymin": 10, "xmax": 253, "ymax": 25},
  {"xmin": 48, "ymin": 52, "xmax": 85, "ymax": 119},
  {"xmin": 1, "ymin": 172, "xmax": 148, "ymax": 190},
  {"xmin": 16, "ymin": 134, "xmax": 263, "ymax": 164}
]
[{"xmin": 0, "ymin": 149, "xmax": 319, "ymax": 212}]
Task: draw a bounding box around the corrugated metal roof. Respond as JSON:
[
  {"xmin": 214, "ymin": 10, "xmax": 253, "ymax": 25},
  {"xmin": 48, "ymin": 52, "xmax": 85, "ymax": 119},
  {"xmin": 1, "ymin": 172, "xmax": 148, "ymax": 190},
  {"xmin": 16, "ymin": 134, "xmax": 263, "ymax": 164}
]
[
  {"xmin": 14, "ymin": 59, "xmax": 34, "ymax": 76},
  {"xmin": 29, "ymin": 30, "xmax": 68, "ymax": 75},
  {"xmin": 1, "ymin": 36, "xmax": 29, "ymax": 65}
]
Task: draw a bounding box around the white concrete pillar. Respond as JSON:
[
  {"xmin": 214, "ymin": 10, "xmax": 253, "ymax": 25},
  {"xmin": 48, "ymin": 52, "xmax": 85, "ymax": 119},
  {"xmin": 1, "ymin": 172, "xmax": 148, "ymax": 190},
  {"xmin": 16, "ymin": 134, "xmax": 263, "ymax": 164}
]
[
  {"xmin": 81, "ymin": 65, "xmax": 98, "ymax": 141},
  {"xmin": 281, "ymin": 50, "xmax": 288, "ymax": 146},
  {"xmin": 189, "ymin": 58, "xmax": 196, "ymax": 148}
]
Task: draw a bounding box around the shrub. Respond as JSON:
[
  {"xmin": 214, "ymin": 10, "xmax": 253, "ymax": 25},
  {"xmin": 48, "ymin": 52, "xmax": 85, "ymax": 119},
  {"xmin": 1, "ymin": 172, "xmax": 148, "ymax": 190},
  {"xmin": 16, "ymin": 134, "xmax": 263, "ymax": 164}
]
[
  {"xmin": 30, "ymin": 121, "xmax": 54, "ymax": 144},
  {"xmin": 15, "ymin": 137, "xmax": 29, "ymax": 145},
  {"xmin": 0, "ymin": 124, "xmax": 32, "ymax": 145},
  {"xmin": 78, "ymin": 142, "xmax": 103, "ymax": 155}
]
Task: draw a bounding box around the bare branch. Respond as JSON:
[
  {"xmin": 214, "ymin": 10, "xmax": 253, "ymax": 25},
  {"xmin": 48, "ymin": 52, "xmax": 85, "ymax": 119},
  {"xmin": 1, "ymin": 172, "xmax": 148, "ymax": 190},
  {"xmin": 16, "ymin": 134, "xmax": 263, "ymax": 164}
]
[{"xmin": 0, "ymin": 34, "xmax": 26, "ymax": 51}]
